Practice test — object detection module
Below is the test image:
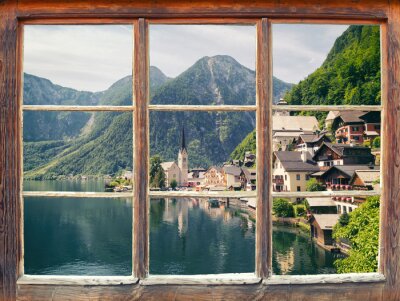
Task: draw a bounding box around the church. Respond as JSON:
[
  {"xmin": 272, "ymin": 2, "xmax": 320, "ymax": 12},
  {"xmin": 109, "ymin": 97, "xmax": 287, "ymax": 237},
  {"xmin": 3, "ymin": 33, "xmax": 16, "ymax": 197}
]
[{"xmin": 160, "ymin": 127, "xmax": 189, "ymax": 187}]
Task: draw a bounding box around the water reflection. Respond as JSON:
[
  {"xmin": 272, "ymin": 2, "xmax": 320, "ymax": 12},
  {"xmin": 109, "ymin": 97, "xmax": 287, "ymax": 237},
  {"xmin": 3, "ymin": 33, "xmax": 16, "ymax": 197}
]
[{"xmin": 150, "ymin": 198, "xmax": 256, "ymax": 275}]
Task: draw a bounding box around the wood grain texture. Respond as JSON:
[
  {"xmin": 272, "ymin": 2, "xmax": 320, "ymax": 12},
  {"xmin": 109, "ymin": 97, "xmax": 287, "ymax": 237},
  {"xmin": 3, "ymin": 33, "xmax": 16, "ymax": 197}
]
[
  {"xmin": 16, "ymin": 282, "xmax": 386, "ymax": 301},
  {"xmin": 381, "ymin": 1, "xmax": 400, "ymax": 300},
  {"xmin": 22, "ymin": 191, "xmax": 134, "ymax": 198},
  {"xmin": 15, "ymin": 0, "xmax": 388, "ymax": 19},
  {"xmin": 22, "ymin": 105, "xmax": 134, "ymax": 112},
  {"xmin": 0, "ymin": 1, "xmax": 20, "ymax": 301},
  {"xmin": 255, "ymin": 18, "xmax": 272, "ymax": 279},
  {"xmin": 148, "ymin": 105, "xmax": 256, "ymax": 111},
  {"xmin": 272, "ymin": 104, "xmax": 382, "ymax": 111},
  {"xmin": 133, "ymin": 18, "xmax": 149, "ymax": 279},
  {"xmin": 17, "ymin": 275, "xmax": 138, "ymax": 286}
]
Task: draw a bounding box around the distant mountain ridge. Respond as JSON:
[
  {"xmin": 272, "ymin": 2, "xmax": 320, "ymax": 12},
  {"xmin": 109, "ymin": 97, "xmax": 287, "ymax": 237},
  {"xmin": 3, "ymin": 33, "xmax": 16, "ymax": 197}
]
[{"xmin": 23, "ymin": 55, "xmax": 292, "ymax": 179}]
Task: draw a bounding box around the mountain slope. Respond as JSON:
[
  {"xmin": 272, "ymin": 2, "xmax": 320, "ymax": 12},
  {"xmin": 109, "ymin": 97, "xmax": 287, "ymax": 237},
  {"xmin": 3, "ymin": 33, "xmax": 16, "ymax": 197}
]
[
  {"xmin": 24, "ymin": 56, "xmax": 291, "ymax": 179},
  {"xmin": 285, "ymin": 25, "xmax": 380, "ymax": 106}
]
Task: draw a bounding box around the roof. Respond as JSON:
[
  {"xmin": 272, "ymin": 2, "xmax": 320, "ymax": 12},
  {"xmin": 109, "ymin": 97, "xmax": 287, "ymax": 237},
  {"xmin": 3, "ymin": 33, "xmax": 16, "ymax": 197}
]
[
  {"xmin": 335, "ymin": 111, "xmax": 366, "ymax": 124},
  {"xmin": 350, "ymin": 170, "xmax": 380, "ymax": 185},
  {"xmin": 206, "ymin": 166, "xmax": 224, "ymax": 173},
  {"xmin": 326, "ymin": 111, "xmax": 340, "ymax": 121},
  {"xmin": 298, "ymin": 132, "xmax": 328, "ymax": 144},
  {"xmin": 274, "ymin": 151, "xmax": 320, "ymax": 172},
  {"xmin": 242, "ymin": 167, "xmax": 256, "ymax": 180},
  {"xmin": 313, "ymin": 142, "xmax": 374, "ymax": 159},
  {"xmin": 364, "ymin": 131, "xmax": 380, "ymax": 136},
  {"xmin": 223, "ymin": 165, "xmax": 242, "ymax": 176},
  {"xmin": 320, "ymin": 165, "xmax": 379, "ymax": 179},
  {"xmin": 312, "ymin": 214, "xmax": 341, "ymax": 230},
  {"xmin": 161, "ymin": 161, "xmax": 176, "ymax": 170},
  {"xmin": 273, "ymin": 115, "xmax": 319, "ymax": 132},
  {"xmin": 307, "ymin": 197, "xmax": 336, "ymax": 207}
]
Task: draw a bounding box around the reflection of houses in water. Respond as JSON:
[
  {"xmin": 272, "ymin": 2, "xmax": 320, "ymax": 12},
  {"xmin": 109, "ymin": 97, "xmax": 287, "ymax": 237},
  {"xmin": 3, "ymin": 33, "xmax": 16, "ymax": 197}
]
[
  {"xmin": 162, "ymin": 198, "xmax": 190, "ymax": 236},
  {"xmin": 276, "ymin": 248, "xmax": 295, "ymax": 274}
]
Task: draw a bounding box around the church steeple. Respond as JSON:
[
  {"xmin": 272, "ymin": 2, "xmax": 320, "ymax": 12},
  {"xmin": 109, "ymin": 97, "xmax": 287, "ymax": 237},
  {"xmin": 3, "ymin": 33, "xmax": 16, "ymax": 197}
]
[
  {"xmin": 180, "ymin": 126, "xmax": 186, "ymax": 151},
  {"xmin": 178, "ymin": 126, "xmax": 188, "ymax": 187}
]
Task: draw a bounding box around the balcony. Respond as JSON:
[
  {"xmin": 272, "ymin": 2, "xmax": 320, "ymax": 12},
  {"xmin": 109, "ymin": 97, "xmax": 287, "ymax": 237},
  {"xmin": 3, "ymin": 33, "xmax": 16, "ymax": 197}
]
[{"xmin": 273, "ymin": 178, "xmax": 284, "ymax": 184}]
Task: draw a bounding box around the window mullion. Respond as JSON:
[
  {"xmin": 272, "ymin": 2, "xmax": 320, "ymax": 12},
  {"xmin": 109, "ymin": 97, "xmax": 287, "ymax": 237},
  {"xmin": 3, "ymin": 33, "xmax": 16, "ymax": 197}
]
[
  {"xmin": 255, "ymin": 18, "xmax": 273, "ymax": 278},
  {"xmin": 133, "ymin": 18, "xmax": 149, "ymax": 279}
]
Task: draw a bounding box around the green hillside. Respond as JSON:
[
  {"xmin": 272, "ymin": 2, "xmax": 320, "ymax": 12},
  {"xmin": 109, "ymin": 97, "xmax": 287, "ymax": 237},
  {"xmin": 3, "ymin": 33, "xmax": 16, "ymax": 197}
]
[
  {"xmin": 286, "ymin": 25, "xmax": 380, "ymax": 107},
  {"xmin": 231, "ymin": 25, "xmax": 381, "ymax": 161}
]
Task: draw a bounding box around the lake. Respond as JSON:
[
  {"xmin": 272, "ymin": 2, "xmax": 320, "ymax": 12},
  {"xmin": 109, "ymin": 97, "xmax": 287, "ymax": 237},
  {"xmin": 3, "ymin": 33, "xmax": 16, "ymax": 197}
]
[{"xmin": 23, "ymin": 179, "xmax": 337, "ymax": 275}]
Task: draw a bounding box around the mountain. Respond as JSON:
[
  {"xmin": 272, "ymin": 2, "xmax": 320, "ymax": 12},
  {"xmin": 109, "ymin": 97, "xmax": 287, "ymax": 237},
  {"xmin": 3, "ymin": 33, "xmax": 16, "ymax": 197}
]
[
  {"xmin": 231, "ymin": 25, "xmax": 380, "ymax": 161},
  {"xmin": 23, "ymin": 56, "xmax": 292, "ymax": 179}
]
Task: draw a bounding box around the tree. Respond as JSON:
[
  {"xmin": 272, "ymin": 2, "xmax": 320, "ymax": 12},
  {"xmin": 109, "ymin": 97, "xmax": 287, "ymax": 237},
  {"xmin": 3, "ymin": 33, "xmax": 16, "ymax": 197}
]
[
  {"xmin": 150, "ymin": 155, "xmax": 166, "ymax": 189},
  {"xmin": 372, "ymin": 136, "xmax": 381, "ymax": 149},
  {"xmin": 333, "ymin": 196, "xmax": 380, "ymax": 273},
  {"xmin": 170, "ymin": 179, "xmax": 178, "ymax": 190},
  {"xmin": 272, "ymin": 198, "xmax": 295, "ymax": 218},
  {"xmin": 306, "ymin": 178, "xmax": 325, "ymax": 192}
]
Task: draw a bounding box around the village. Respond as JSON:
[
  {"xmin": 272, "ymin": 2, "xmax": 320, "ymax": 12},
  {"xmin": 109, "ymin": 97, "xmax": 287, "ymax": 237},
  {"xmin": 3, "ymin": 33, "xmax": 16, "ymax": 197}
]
[{"xmin": 109, "ymin": 99, "xmax": 381, "ymax": 252}]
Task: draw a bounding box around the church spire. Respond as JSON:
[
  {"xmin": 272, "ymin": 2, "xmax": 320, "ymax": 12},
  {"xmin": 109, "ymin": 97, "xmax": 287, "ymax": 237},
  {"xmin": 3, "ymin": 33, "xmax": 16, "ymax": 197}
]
[{"xmin": 180, "ymin": 126, "xmax": 186, "ymax": 151}]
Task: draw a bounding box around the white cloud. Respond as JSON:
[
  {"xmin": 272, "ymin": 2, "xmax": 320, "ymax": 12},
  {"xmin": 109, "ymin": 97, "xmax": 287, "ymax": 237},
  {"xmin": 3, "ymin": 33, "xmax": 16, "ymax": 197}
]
[
  {"xmin": 149, "ymin": 25, "xmax": 256, "ymax": 77},
  {"xmin": 24, "ymin": 25, "xmax": 133, "ymax": 92},
  {"xmin": 23, "ymin": 23, "xmax": 351, "ymax": 91},
  {"xmin": 272, "ymin": 24, "xmax": 349, "ymax": 83}
]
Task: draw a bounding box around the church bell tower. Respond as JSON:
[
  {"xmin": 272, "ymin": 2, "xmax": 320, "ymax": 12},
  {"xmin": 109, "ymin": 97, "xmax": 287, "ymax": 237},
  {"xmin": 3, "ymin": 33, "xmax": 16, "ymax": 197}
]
[{"xmin": 178, "ymin": 127, "xmax": 188, "ymax": 186}]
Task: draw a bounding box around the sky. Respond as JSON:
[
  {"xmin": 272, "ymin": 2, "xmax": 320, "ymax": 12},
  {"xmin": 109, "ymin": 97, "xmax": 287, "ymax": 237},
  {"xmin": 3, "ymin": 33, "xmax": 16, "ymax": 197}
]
[{"xmin": 24, "ymin": 24, "xmax": 349, "ymax": 92}]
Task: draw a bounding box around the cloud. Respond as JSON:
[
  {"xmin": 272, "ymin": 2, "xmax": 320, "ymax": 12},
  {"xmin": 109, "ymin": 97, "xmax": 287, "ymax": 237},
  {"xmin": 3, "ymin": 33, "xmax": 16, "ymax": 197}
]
[
  {"xmin": 23, "ymin": 23, "xmax": 350, "ymax": 91},
  {"xmin": 24, "ymin": 25, "xmax": 133, "ymax": 92},
  {"xmin": 272, "ymin": 24, "xmax": 349, "ymax": 83}
]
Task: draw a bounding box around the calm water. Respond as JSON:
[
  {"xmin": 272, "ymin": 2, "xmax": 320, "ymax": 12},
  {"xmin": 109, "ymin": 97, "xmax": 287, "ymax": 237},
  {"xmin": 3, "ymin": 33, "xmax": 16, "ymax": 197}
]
[{"xmin": 24, "ymin": 180, "xmax": 337, "ymax": 275}]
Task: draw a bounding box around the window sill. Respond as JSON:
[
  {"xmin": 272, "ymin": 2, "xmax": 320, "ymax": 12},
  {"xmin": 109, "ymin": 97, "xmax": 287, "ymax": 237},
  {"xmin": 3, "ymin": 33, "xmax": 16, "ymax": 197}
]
[
  {"xmin": 140, "ymin": 273, "xmax": 261, "ymax": 286},
  {"xmin": 264, "ymin": 273, "xmax": 385, "ymax": 285},
  {"xmin": 17, "ymin": 275, "xmax": 139, "ymax": 286}
]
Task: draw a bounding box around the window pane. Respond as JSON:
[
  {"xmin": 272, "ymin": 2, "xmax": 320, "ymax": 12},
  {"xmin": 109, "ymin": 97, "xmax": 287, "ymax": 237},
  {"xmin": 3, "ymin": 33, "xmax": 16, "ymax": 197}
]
[
  {"xmin": 149, "ymin": 24, "xmax": 259, "ymax": 105},
  {"xmin": 150, "ymin": 197, "xmax": 255, "ymax": 274},
  {"xmin": 24, "ymin": 196, "xmax": 132, "ymax": 275},
  {"xmin": 23, "ymin": 25, "xmax": 133, "ymax": 105},
  {"xmin": 23, "ymin": 111, "xmax": 133, "ymax": 191},
  {"xmin": 272, "ymin": 110, "xmax": 381, "ymax": 274},
  {"xmin": 273, "ymin": 24, "xmax": 381, "ymax": 106},
  {"xmin": 149, "ymin": 111, "xmax": 255, "ymax": 192}
]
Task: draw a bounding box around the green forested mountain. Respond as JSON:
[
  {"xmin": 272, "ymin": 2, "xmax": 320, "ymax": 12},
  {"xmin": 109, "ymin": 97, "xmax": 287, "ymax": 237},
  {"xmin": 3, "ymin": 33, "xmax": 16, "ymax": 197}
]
[
  {"xmin": 24, "ymin": 56, "xmax": 291, "ymax": 179},
  {"xmin": 285, "ymin": 25, "xmax": 380, "ymax": 107},
  {"xmin": 231, "ymin": 25, "xmax": 381, "ymax": 161}
]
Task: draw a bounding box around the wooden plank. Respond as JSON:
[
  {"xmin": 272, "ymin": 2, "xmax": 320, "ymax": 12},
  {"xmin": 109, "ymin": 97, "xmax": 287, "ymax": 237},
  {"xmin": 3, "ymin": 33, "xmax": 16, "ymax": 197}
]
[
  {"xmin": 272, "ymin": 190, "xmax": 381, "ymax": 198},
  {"xmin": 16, "ymin": 282, "xmax": 386, "ymax": 301},
  {"xmin": 22, "ymin": 191, "xmax": 133, "ymax": 198},
  {"xmin": 148, "ymin": 18, "xmax": 258, "ymax": 24},
  {"xmin": 266, "ymin": 273, "xmax": 385, "ymax": 285},
  {"xmin": 270, "ymin": 18, "xmax": 384, "ymax": 25},
  {"xmin": 255, "ymin": 18, "xmax": 272, "ymax": 279},
  {"xmin": 17, "ymin": 275, "xmax": 138, "ymax": 286},
  {"xmin": 0, "ymin": 1, "xmax": 20, "ymax": 301},
  {"xmin": 381, "ymin": 1, "xmax": 400, "ymax": 300},
  {"xmin": 149, "ymin": 191, "xmax": 256, "ymax": 198},
  {"xmin": 133, "ymin": 18, "xmax": 149, "ymax": 279},
  {"xmin": 16, "ymin": 0, "xmax": 388, "ymax": 19},
  {"xmin": 148, "ymin": 105, "xmax": 256, "ymax": 112},
  {"xmin": 272, "ymin": 105, "xmax": 382, "ymax": 112},
  {"xmin": 140, "ymin": 274, "xmax": 260, "ymax": 286},
  {"xmin": 22, "ymin": 105, "xmax": 134, "ymax": 112}
]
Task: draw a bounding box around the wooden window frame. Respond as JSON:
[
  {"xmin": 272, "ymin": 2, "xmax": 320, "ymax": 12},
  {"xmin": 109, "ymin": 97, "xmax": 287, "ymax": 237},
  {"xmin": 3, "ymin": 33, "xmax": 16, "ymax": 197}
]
[{"xmin": 1, "ymin": 1, "xmax": 399, "ymax": 300}]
